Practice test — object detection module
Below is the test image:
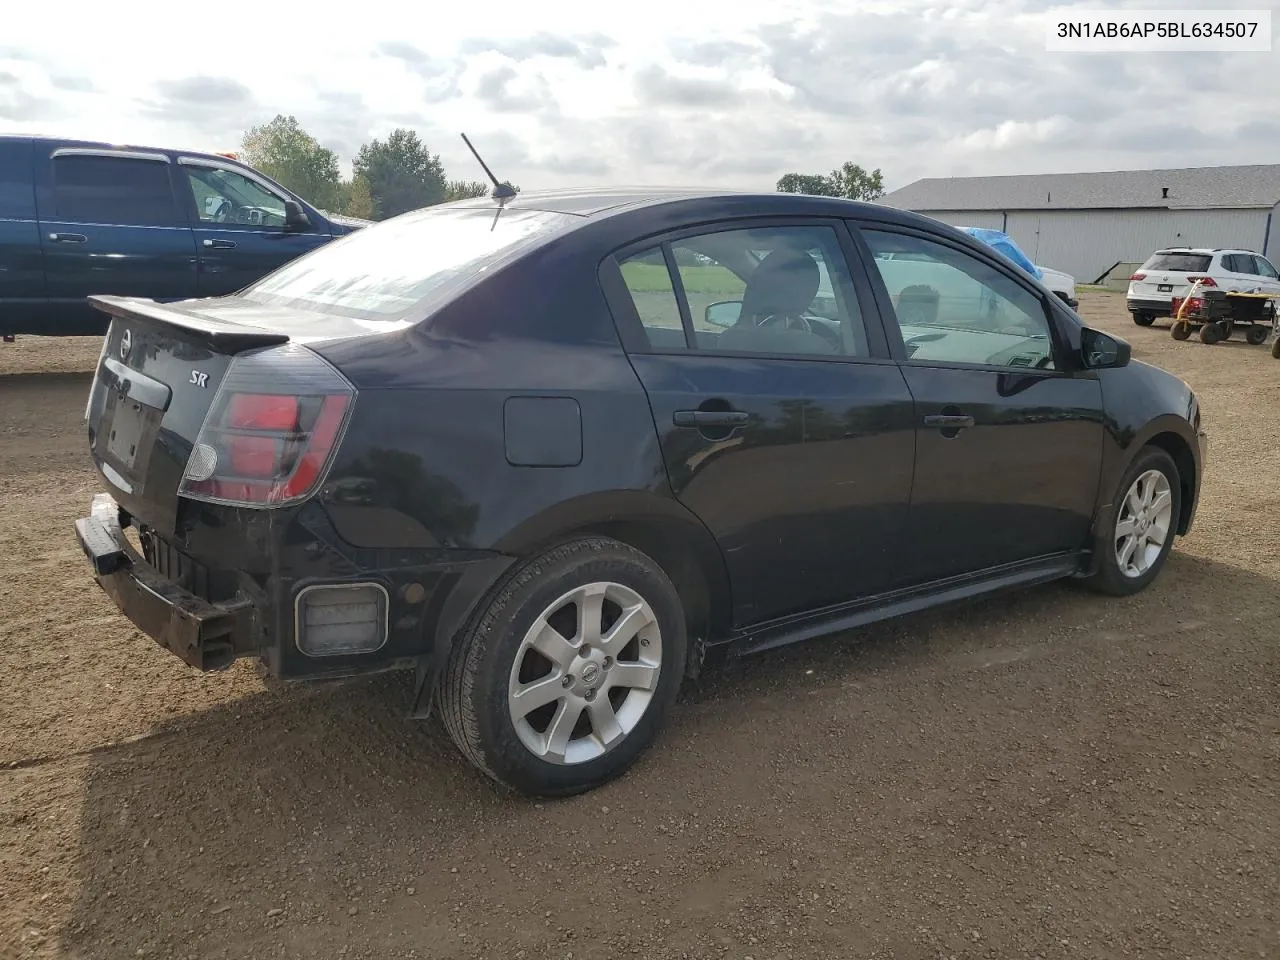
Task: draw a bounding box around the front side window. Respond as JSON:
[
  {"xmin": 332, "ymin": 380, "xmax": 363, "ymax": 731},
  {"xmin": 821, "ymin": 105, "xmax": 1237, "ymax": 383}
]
[
  {"xmin": 862, "ymin": 229, "xmax": 1056, "ymax": 370},
  {"xmin": 241, "ymin": 206, "xmax": 575, "ymax": 322},
  {"xmin": 616, "ymin": 225, "xmax": 869, "ymax": 358},
  {"xmin": 184, "ymin": 166, "xmax": 287, "ymax": 228},
  {"xmin": 52, "ymin": 154, "xmax": 178, "ymax": 226}
]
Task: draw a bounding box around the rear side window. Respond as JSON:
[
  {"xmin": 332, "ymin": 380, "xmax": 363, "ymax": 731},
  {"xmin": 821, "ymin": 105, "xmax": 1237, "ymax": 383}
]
[
  {"xmin": 242, "ymin": 206, "xmax": 576, "ymax": 323},
  {"xmin": 616, "ymin": 225, "xmax": 870, "ymax": 358},
  {"xmin": 52, "ymin": 154, "xmax": 179, "ymax": 225},
  {"xmin": 0, "ymin": 139, "xmax": 36, "ymax": 219},
  {"xmin": 1141, "ymin": 252, "xmax": 1211, "ymax": 272}
]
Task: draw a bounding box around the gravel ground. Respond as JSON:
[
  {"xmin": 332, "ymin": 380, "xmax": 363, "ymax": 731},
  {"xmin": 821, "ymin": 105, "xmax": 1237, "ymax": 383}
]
[{"xmin": 1, "ymin": 292, "xmax": 1277, "ymax": 960}]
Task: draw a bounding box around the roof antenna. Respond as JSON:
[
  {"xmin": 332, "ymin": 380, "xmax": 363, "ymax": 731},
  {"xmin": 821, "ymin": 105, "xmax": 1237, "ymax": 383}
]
[{"xmin": 461, "ymin": 133, "xmax": 517, "ymax": 202}]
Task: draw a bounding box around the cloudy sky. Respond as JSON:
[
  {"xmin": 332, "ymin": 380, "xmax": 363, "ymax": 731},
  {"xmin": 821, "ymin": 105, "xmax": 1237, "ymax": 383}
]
[{"xmin": 3, "ymin": 0, "xmax": 1278, "ymax": 195}]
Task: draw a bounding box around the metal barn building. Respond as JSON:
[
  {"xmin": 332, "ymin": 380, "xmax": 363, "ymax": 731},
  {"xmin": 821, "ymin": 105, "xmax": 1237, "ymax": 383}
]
[{"xmin": 879, "ymin": 164, "xmax": 1280, "ymax": 283}]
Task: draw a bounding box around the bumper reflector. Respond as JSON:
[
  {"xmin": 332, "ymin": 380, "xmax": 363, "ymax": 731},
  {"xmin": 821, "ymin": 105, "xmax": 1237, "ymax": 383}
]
[{"xmin": 295, "ymin": 583, "xmax": 389, "ymax": 657}]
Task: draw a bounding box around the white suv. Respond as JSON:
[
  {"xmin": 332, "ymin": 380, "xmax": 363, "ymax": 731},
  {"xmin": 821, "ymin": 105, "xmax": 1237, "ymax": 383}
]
[{"xmin": 1127, "ymin": 247, "xmax": 1280, "ymax": 325}]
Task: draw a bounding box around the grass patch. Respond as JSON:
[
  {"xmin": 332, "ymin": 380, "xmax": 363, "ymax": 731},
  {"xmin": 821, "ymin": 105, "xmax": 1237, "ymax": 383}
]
[{"xmin": 621, "ymin": 262, "xmax": 745, "ymax": 297}]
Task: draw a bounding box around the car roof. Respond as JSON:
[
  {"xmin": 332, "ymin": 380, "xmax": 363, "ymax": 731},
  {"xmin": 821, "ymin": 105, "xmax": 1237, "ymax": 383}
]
[
  {"xmin": 1154, "ymin": 247, "xmax": 1251, "ymax": 256},
  {"xmin": 442, "ymin": 186, "xmax": 896, "ymax": 221},
  {"xmin": 0, "ymin": 132, "xmax": 253, "ymax": 168}
]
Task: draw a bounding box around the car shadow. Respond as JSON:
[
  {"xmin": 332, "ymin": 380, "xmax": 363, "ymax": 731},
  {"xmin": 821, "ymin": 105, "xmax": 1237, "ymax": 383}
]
[{"xmin": 59, "ymin": 550, "xmax": 1278, "ymax": 957}]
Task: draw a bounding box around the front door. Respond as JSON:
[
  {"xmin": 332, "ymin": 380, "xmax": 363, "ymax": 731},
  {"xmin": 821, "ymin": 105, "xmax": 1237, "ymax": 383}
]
[
  {"xmin": 854, "ymin": 223, "xmax": 1105, "ymax": 587},
  {"xmin": 177, "ymin": 160, "xmax": 333, "ymax": 297},
  {"xmin": 604, "ymin": 220, "xmax": 917, "ymax": 626},
  {"xmin": 36, "ymin": 148, "xmax": 197, "ymax": 335}
]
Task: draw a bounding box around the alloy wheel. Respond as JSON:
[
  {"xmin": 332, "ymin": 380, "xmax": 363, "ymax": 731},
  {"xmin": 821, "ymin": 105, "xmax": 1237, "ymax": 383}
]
[
  {"xmin": 1114, "ymin": 468, "xmax": 1174, "ymax": 578},
  {"xmin": 506, "ymin": 581, "xmax": 662, "ymax": 765}
]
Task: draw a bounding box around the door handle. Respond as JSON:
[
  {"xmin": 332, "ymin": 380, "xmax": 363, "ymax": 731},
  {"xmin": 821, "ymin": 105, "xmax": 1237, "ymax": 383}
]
[
  {"xmin": 202, "ymin": 238, "xmax": 237, "ymax": 249},
  {"xmin": 673, "ymin": 410, "xmax": 749, "ymax": 427},
  {"xmin": 48, "ymin": 232, "xmax": 87, "ymax": 243},
  {"xmin": 923, "ymin": 414, "xmax": 975, "ymax": 428}
]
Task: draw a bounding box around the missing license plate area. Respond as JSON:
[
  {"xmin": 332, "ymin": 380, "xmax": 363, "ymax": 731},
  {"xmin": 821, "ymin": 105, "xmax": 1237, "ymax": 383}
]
[
  {"xmin": 1158, "ymin": 284, "xmax": 1173, "ymax": 292},
  {"xmin": 106, "ymin": 399, "xmax": 147, "ymax": 470}
]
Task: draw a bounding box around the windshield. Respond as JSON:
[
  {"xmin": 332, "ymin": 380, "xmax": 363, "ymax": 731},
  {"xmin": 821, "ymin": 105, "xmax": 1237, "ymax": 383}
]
[
  {"xmin": 1142, "ymin": 252, "xmax": 1212, "ymax": 272},
  {"xmin": 241, "ymin": 206, "xmax": 577, "ymax": 322}
]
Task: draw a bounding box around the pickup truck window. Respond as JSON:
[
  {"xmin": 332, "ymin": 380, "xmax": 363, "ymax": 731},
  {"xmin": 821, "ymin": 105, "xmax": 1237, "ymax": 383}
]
[
  {"xmin": 52, "ymin": 154, "xmax": 179, "ymax": 226},
  {"xmin": 183, "ymin": 166, "xmax": 287, "ymax": 229}
]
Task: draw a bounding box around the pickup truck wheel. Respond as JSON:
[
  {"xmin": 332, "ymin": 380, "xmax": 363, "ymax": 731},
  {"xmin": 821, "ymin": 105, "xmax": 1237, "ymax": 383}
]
[
  {"xmin": 1082, "ymin": 446, "xmax": 1181, "ymax": 597},
  {"xmin": 440, "ymin": 536, "xmax": 687, "ymax": 797}
]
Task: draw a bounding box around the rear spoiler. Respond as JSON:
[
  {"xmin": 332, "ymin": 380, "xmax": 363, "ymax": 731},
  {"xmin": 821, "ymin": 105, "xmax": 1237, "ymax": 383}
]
[{"xmin": 89, "ymin": 296, "xmax": 289, "ymax": 353}]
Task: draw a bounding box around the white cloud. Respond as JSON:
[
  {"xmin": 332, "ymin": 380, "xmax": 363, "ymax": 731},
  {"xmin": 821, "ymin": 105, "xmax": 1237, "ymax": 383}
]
[{"xmin": 2, "ymin": 0, "xmax": 1279, "ymax": 195}]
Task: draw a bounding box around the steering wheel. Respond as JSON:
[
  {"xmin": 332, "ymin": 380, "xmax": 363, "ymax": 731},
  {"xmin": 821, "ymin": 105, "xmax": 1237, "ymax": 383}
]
[
  {"xmin": 213, "ymin": 198, "xmax": 235, "ymax": 223},
  {"xmin": 758, "ymin": 313, "xmax": 843, "ymax": 352}
]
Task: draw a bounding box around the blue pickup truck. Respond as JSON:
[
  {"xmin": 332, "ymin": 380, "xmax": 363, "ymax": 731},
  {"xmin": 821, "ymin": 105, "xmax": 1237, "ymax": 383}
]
[{"xmin": 0, "ymin": 134, "xmax": 369, "ymax": 337}]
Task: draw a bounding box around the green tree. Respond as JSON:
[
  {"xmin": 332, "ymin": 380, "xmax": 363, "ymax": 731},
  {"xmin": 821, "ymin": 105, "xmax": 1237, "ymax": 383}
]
[
  {"xmin": 343, "ymin": 174, "xmax": 377, "ymax": 219},
  {"xmin": 828, "ymin": 161, "xmax": 885, "ymax": 201},
  {"xmin": 776, "ymin": 162, "xmax": 885, "ymax": 202},
  {"xmin": 240, "ymin": 114, "xmax": 344, "ymax": 211},
  {"xmin": 444, "ymin": 180, "xmax": 489, "ymax": 201},
  {"xmin": 775, "ymin": 173, "xmax": 839, "ymax": 197},
  {"xmin": 352, "ymin": 129, "xmax": 448, "ymax": 219}
]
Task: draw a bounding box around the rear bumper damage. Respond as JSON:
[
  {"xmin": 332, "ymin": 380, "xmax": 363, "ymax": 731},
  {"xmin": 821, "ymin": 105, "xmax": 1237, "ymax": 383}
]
[
  {"xmin": 74, "ymin": 492, "xmax": 517, "ymax": 696},
  {"xmin": 74, "ymin": 493, "xmax": 258, "ymax": 671}
]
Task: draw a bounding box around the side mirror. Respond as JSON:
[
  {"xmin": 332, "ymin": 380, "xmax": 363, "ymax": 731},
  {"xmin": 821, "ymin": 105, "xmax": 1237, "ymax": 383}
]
[
  {"xmin": 705, "ymin": 300, "xmax": 742, "ymax": 328},
  {"xmin": 283, "ymin": 199, "xmax": 311, "ymax": 230},
  {"xmin": 1081, "ymin": 327, "xmax": 1131, "ymax": 369}
]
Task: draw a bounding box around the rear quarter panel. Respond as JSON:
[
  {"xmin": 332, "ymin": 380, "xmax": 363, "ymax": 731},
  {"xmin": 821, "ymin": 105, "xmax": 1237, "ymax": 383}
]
[{"xmin": 310, "ymin": 245, "xmax": 689, "ymax": 554}]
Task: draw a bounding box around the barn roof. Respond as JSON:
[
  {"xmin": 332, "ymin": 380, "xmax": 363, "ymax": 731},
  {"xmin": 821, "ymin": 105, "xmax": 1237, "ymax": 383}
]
[{"xmin": 879, "ymin": 164, "xmax": 1280, "ymax": 212}]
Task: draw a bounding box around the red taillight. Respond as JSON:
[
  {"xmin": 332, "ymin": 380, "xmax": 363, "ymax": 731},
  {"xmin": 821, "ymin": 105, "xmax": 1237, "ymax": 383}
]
[
  {"xmin": 179, "ymin": 345, "xmax": 355, "ymax": 508},
  {"xmin": 278, "ymin": 395, "xmax": 349, "ymax": 500},
  {"xmin": 1129, "ymin": 272, "xmax": 1146, "ymax": 281},
  {"xmin": 227, "ymin": 394, "xmax": 299, "ymax": 431},
  {"xmin": 227, "ymin": 434, "xmax": 282, "ymax": 477},
  {"xmin": 1188, "ymin": 275, "xmax": 1217, "ymax": 287}
]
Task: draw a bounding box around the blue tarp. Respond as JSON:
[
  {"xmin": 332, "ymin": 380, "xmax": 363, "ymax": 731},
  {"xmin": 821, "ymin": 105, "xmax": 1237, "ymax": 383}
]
[{"xmin": 957, "ymin": 226, "xmax": 1044, "ymax": 281}]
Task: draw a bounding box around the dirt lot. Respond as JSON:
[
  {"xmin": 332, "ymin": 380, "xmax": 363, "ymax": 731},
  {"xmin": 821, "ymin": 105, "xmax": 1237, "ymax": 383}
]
[{"xmin": 1, "ymin": 291, "xmax": 1277, "ymax": 960}]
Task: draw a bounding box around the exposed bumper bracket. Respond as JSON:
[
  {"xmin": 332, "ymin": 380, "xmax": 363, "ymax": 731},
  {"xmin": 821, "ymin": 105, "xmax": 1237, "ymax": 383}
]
[{"xmin": 74, "ymin": 493, "xmax": 258, "ymax": 671}]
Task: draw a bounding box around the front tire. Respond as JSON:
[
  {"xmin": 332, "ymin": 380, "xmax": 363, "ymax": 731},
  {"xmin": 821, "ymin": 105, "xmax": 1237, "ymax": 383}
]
[
  {"xmin": 1082, "ymin": 447, "xmax": 1181, "ymax": 597},
  {"xmin": 440, "ymin": 537, "xmax": 687, "ymax": 797}
]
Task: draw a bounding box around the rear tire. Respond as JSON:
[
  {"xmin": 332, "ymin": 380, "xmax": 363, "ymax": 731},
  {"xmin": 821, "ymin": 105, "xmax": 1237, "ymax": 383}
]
[
  {"xmin": 1272, "ymin": 336, "xmax": 1280, "ymax": 359},
  {"xmin": 1131, "ymin": 312, "xmax": 1155, "ymax": 327},
  {"xmin": 1246, "ymin": 325, "xmax": 1268, "ymax": 345},
  {"xmin": 440, "ymin": 536, "xmax": 687, "ymax": 797},
  {"xmin": 1198, "ymin": 322, "xmax": 1219, "ymax": 344},
  {"xmin": 1082, "ymin": 446, "xmax": 1181, "ymax": 597}
]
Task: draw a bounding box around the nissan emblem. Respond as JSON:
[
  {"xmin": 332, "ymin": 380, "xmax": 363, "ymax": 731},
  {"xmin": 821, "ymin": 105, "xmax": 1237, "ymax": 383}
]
[{"xmin": 119, "ymin": 329, "xmax": 132, "ymax": 361}]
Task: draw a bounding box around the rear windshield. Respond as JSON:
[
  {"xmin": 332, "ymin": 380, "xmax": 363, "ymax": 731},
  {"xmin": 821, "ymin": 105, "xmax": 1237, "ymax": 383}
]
[
  {"xmin": 1141, "ymin": 252, "xmax": 1212, "ymax": 272},
  {"xmin": 241, "ymin": 206, "xmax": 578, "ymax": 322}
]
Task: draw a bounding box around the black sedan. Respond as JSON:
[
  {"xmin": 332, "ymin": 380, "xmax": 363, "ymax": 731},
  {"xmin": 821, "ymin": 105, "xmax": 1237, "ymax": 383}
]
[{"xmin": 74, "ymin": 188, "xmax": 1207, "ymax": 797}]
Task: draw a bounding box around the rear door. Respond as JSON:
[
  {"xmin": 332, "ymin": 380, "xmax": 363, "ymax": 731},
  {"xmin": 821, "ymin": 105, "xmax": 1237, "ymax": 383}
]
[
  {"xmin": 176, "ymin": 158, "xmax": 333, "ymax": 296},
  {"xmin": 1218, "ymin": 253, "xmax": 1262, "ymax": 292},
  {"xmin": 601, "ymin": 218, "xmax": 917, "ymax": 626},
  {"xmin": 35, "ymin": 146, "xmax": 197, "ymax": 335},
  {"xmin": 0, "ymin": 137, "xmax": 48, "ymax": 335},
  {"xmin": 851, "ymin": 221, "xmax": 1105, "ymax": 585}
]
